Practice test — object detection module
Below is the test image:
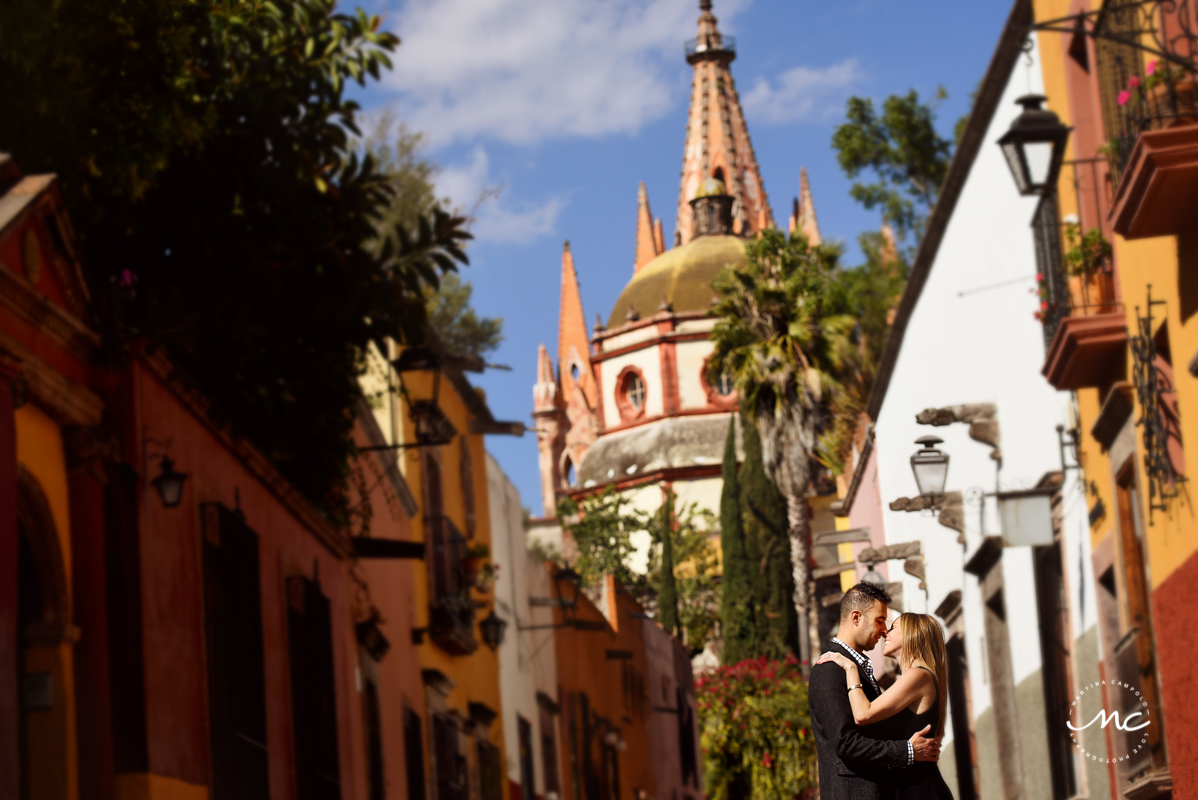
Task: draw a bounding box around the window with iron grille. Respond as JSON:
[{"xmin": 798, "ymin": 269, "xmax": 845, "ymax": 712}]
[
  {"xmin": 202, "ymin": 505, "xmax": 270, "ymax": 799},
  {"xmin": 478, "ymin": 740, "xmax": 504, "ymax": 800},
  {"xmin": 433, "ymin": 714, "xmax": 465, "ymax": 800},
  {"xmin": 1095, "ymin": 0, "xmax": 1146, "ymax": 182},
  {"xmin": 287, "ymin": 575, "xmax": 342, "ymax": 800},
  {"xmin": 405, "ymin": 708, "xmax": 427, "ymax": 800},
  {"xmin": 1031, "ymin": 194, "xmax": 1069, "ymax": 349},
  {"xmin": 1131, "ymin": 299, "xmax": 1185, "ymax": 518}
]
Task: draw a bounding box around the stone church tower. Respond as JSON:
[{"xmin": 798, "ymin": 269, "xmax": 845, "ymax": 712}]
[{"xmin": 532, "ymin": 0, "xmax": 821, "ymax": 523}]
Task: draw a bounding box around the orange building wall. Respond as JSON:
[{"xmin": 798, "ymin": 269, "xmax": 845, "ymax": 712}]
[{"xmin": 553, "ymin": 576, "xmax": 655, "ymax": 800}]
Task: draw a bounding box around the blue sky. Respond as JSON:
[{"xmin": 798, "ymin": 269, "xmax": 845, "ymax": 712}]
[{"xmin": 355, "ymin": 0, "xmax": 1017, "ymax": 511}]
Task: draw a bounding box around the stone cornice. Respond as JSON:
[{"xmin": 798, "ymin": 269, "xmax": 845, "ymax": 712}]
[
  {"xmin": 0, "ymin": 259, "xmax": 99, "ymax": 361},
  {"xmin": 0, "ymin": 330, "xmax": 102, "ymax": 425}
]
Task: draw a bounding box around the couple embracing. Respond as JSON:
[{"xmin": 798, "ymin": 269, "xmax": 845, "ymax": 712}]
[{"xmin": 808, "ymin": 583, "xmax": 954, "ymax": 800}]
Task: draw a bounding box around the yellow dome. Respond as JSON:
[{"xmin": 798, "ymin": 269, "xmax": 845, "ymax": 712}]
[{"xmin": 608, "ymin": 234, "xmax": 747, "ymax": 327}]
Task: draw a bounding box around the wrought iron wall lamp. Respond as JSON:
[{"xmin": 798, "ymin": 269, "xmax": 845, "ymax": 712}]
[{"xmin": 143, "ymin": 433, "xmax": 188, "ymax": 508}]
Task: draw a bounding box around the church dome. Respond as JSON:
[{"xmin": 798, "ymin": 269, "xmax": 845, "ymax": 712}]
[{"xmin": 607, "ymin": 234, "xmax": 747, "ymax": 327}]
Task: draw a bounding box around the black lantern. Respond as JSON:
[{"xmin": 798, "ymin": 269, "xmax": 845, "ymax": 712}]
[
  {"xmin": 479, "ymin": 610, "xmax": 508, "ymax": 650},
  {"xmin": 997, "ymin": 95, "xmax": 1071, "ymax": 196},
  {"xmin": 391, "ymin": 346, "xmax": 458, "ymax": 448},
  {"xmin": 151, "ymin": 456, "xmax": 188, "ymax": 508},
  {"xmin": 910, "ymin": 436, "xmax": 950, "ymax": 499},
  {"xmin": 861, "ymin": 564, "xmax": 887, "ymax": 589},
  {"xmin": 554, "ymin": 565, "xmax": 583, "ymax": 622}
]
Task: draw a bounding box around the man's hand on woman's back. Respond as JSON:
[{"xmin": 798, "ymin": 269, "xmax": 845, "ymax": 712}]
[{"xmin": 910, "ymin": 725, "xmax": 941, "ymax": 762}]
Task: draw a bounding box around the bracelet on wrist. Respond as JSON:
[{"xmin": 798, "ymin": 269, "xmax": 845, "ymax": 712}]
[{"xmin": 847, "ymin": 683, "xmax": 864, "ymax": 693}]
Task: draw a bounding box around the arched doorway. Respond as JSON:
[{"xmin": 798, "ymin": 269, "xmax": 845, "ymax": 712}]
[{"xmin": 16, "ymin": 467, "xmax": 74, "ymax": 800}]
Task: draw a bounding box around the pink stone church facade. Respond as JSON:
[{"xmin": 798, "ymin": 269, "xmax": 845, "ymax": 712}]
[{"xmin": 532, "ymin": 0, "xmax": 823, "ymax": 539}]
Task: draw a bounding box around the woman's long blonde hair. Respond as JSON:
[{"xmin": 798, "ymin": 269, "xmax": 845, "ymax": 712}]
[{"xmin": 898, "ymin": 613, "xmax": 949, "ymax": 738}]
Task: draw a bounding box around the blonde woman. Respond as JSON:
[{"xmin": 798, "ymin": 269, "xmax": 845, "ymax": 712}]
[{"xmin": 816, "ymin": 613, "xmax": 953, "ymax": 800}]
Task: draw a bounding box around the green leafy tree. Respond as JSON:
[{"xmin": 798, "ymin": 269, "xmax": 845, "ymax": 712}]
[
  {"xmin": 0, "ymin": 0, "xmax": 472, "ymax": 520},
  {"xmin": 645, "ymin": 492, "xmax": 719, "ymax": 648},
  {"xmin": 832, "ymin": 88, "xmax": 954, "ymax": 241},
  {"xmin": 739, "ymin": 411, "xmax": 797, "ymax": 660},
  {"xmin": 819, "ymin": 231, "xmax": 910, "ymax": 475},
  {"xmin": 654, "ymin": 500, "xmax": 680, "ymax": 635},
  {"xmin": 425, "ymin": 274, "xmax": 505, "ymax": 359},
  {"xmin": 709, "ymin": 230, "xmax": 854, "ymax": 668},
  {"xmin": 720, "ymin": 415, "xmax": 758, "ymax": 665},
  {"xmin": 697, "ymin": 655, "xmax": 817, "ymax": 800},
  {"xmin": 557, "ymin": 488, "xmax": 641, "ymax": 589},
  {"xmin": 360, "ymin": 112, "xmax": 443, "ymax": 236},
  {"xmin": 559, "ymin": 488, "xmax": 719, "ymax": 649},
  {"xmin": 359, "ymin": 114, "xmax": 503, "ymax": 361}
]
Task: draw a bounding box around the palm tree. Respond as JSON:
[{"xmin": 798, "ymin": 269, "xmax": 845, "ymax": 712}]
[{"xmin": 708, "ymin": 229, "xmax": 853, "ymax": 671}]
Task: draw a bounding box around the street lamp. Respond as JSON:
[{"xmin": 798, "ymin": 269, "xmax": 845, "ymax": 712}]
[
  {"xmin": 150, "ymin": 455, "xmax": 188, "ymax": 508},
  {"xmin": 391, "ymin": 346, "xmax": 459, "ymax": 448},
  {"xmin": 861, "ymin": 564, "xmax": 887, "ymax": 589},
  {"xmin": 554, "ymin": 565, "xmax": 583, "ymax": 622},
  {"xmin": 910, "ymin": 436, "xmax": 950, "ymax": 499},
  {"xmin": 997, "ymin": 95, "xmax": 1071, "ymax": 196},
  {"xmin": 479, "ymin": 609, "xmax": 508, "ymax": 650}
]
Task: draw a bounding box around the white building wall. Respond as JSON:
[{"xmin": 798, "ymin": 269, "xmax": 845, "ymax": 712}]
[
  {"xmin": 675, "ymin": 339, "xmax": 715, "ymax": 410},
  {"xmin": 489, "ymin": 453, "xmax": 559, "ymax": 795},
  {"xmin": 869, "ymin": 36, "xmax": 1096, "ymax": 742},
  {"xmin": 599, "ymin": 346, "xmax": 664, "ymax": 424}
]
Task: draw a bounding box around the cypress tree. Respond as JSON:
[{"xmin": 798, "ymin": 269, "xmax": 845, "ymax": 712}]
[
  {"xmin": 739, "ymin": 408, "xmax": 800, "ymax": 659},
  {"xmin": 657, "ymin": 497, "xmax": 680, "ymax": 637},
  {"xmin": 719, "ymin": 414, "xmax": 757, "ymax": 664}
]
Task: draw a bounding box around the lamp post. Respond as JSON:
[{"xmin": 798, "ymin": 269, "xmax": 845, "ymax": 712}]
[
  {"xmin": 479, "ymin": 609, "xmax": 508, "ymax": 650},
  {"xmin": 997, "ymin": 95, "xmax": 1071, "ymax": 196},
  {"xmin": 150, "ymin": 455, "xmax": 188, "ymax": 508},
  {"xmin": 910, "ymin": 436, "xmax": 950, "ymax": 500},
  {"xmin": 861, "ymin": 564, "xmax": 887, "ymax": 589}
]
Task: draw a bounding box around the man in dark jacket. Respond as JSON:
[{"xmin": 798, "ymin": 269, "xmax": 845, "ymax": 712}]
[{"xmin": 808, "ymin": 583, "xmax": 940, "ymax": 800}]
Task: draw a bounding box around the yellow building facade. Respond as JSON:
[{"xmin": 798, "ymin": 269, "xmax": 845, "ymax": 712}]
[
  {"xmin": 1034, "ymin": 2, "xmax": 1198, "ymax": 796},
  {"xmin": 363, "ymin": 341, "xmax": 523, "ymax": 799}
]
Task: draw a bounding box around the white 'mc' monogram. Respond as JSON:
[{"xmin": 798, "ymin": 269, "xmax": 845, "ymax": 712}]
[{"xmin": 1067, "ymin": 709, "xmax": 1151, "ymax": 732}]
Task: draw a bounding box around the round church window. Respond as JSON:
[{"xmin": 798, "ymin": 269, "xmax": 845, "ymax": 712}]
[
  {"xmin": 715, "ymin": 372, "xmax": 734, "ymax": 396},
  {"xmin": 623, "ymin": 373, "xmax": 645, "ymax": 410}
]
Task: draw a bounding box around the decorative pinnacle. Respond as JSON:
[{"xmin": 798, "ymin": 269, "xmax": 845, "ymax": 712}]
[{"xmin": 700, "ymin": 0, "xmax": 712, "ymax": 9}]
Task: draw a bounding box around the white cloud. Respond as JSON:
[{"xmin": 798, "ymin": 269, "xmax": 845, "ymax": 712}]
[
  {"xmin": 436, "ymin": 147, "xmax": 567, "ymax": 243},
  {"xmin": 742, "ymin": 58, "xmax": 862, "ymax": 123},
  {"xmin": 381, "ymin": 0, "xmax": 748, "ymax": 145}
]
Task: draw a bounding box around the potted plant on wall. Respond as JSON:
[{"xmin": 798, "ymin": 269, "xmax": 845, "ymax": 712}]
[
  {"xmin": 463, "ymin": 542, "xmax": 490, "ymax": 588},
  {"xmin": 1063, "ymin": 221, "xmax": 1113, "ymax": 277},
  {"xmin": 1118, "ymin": 60, "xmax": 1198, "ymax": 129}
]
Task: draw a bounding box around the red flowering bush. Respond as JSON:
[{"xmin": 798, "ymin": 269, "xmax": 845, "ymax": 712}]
[{"xmin": 696, "ymin": 654, "xmax": 818, "ymax": 799}]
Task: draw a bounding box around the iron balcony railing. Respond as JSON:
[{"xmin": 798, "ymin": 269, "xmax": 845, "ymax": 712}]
[
  {"xmin": 1095, "ymin": 0, "xmax": 1198, "ymax": 186},
  {"xmin": 685, "ymin": 34, "xmax": 736, "ymax": 58},
  {"xmin": 1032, "ymin": 194, "xmax": 1120, "ymax": 348},
  {"xmin": 425, "ymin": 514, "xmax": 468, "ymax": 603}
]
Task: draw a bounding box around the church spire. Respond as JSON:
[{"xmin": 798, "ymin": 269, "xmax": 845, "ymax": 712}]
[
  {"xmin": 634, "ymin": 182, "xmax": 662, "ymax": 273},
  {"xmin": 787, "ymin": 166, "xmax": 822, "ymax": 246},
  {"xmin": 557, "ymin": 241, "xmax": 597, "ymax": 411},
  {"xmin": 675, "ymin": 0, "xmax": 774, "ymax": 245}
]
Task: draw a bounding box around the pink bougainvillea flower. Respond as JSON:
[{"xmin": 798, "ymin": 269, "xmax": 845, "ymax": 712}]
[
  {"xmin": 1117, "ymin": 90, "xmax": 1131, "ymax": 106},
  {"xmin": 1127, "ymin": 75, "xmax": 1141, "ymax": 89},
  {"xmin": 1041, "ymin": 301, "xmax": 1050, "ymax": 310},
  {"xmin": 1147, "ymin": 59, "xmax": 1158, "ymax": 75},
  {"xmin": 1036, "ymin": 273, "xmax": 1044, "ymax": 282}
]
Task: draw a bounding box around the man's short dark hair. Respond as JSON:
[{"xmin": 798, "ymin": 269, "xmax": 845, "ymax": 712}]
[{"xmin": 839, "ymin": 582, "xmax": 892, "ymax": 622}]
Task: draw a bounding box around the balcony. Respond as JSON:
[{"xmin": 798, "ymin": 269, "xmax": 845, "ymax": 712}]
[
  {"xmin": 685, "ymin": 35, "xmax": 736, "ymax": 63},
  {"xmin": 1095, "ymin": 0, "xmax": 1198, "ymax": 238},
  {"xmin": 1110, "ymin": 123, "xmax": 1198, "ymax": 239},
  {"xmin": 425, "ymin": 515, "xmax": 478, "ymax": 655},
  {"xmin": 1032, "ymin": 195, "xmax": 1128, "ymax": 390}
]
